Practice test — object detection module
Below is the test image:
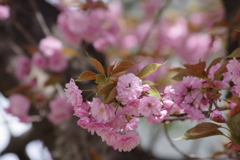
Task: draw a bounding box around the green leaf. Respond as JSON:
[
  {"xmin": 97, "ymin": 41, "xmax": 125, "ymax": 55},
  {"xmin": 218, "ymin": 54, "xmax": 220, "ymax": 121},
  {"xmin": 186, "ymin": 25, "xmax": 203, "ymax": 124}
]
[
  {"xmin": 95, "ymin": 74, "xmax": 108, "ymax": 84},
  {"xmin": 175, "ymin": 122, "xmax": 223, "ymax": 140},
  {"xmin": 226, "ymin": 47, "xmax": 240, "ymax": 58},
  {"xmin": 149, "ymin": 87, "xmax": 161, "ymax": 98},
  {"xmin": 111, "ymin": 60, "xmax": 135, "ymax": 75},
  {"xmin": 136, "ymin": 63, "xmax": 163, "ymax": 79},
  {"xmin": 76, "ymin": 71, "xmax": 97, "ymax": 81},
  {"xmin": 87, "ymin": 53, "xmax": 105, "ymax": 75}
]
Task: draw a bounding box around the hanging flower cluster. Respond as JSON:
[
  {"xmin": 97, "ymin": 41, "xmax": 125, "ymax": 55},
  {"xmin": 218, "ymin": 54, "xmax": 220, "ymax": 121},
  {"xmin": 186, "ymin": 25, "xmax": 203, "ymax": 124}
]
[{"xmin": 64, "ymin": 50, "xmax": 240, "ymax": 152}]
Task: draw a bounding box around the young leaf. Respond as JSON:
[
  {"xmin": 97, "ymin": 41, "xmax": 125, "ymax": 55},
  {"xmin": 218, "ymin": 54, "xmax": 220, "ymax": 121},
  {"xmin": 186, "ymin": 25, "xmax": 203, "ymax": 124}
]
[
  {"xmin": 149, "ymin": 87, "xmax": 161, "ymax": 98},
  {"xmin": 175, "ymin": 122, "xmax": 223, "ymax": 140},
  {"xmin": 95, "ymin": 74, "xmax": 107, "ymax": 84},
  {"xmin": 171, "ymin": 68, "xmax": 206, "ymax": 81},
  {"xmin": 107, "ymin": 64, "xmax": 115, "ymax": 76},
  {"xmin": 87, "ymin": 53, "xmax": 105, "ymax": 75},
  {"xmin": 230, "ymin": 104, "xmax": 240, "ymax": 118},
  {"xmin": 104, "ymin": 86, "xmax": 117, "ymax": 104},
  {"xmin": 76, "ymin": 71, "xmax": 97, "ymax": 81},
  {"xmin": 112, "ymin": 60, "xmax": 135, "ymax": 74},
  {"xmin": 97, "ymin": 83, "xmax": 117, "ymax": 96},
  {"xmin": 226, "ymin": 47, "xmax": 240, "ymax": 58},
  {"xmin": 136, "ymin": 63, "xmax": 163, "ymax": 79},
  {"xmin": 183, "ymin": 60, "xmax": 207, "ymax": 78}
]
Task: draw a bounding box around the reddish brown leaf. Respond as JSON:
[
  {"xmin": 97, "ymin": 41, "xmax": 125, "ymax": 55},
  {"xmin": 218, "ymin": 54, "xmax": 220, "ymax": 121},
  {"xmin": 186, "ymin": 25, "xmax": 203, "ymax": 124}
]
[
  {"xmin": 76, "ymin": 71, "xmax": 97, "ymax": 81},
  {"xmin": 87, "ymin": 53, "xmax": 105, "ymax": 75},
  {"xmin": 107, "ymin": 63, "xmax": 115, "ymax": 76},
  {"xmin": 183, "ymin": 60, "xmax": 207, "ymax": 78},
  {"xmin": 230, "ymin": 104, "xmax": 240, "ymax": 118},
  {"xmin": 104, "ymin": 86, "xmax": 117, "ymax": 104},
  {"xmin": 111, "ymin": 60, "xmax": 135, "ymax": 74}
]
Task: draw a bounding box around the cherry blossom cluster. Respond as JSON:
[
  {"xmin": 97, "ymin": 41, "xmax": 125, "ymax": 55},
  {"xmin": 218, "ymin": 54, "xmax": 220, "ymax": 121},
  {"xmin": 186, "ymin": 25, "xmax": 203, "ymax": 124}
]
[{"xmin": 64, "ymin": 55, "xmax": 240, "ymax": 152}]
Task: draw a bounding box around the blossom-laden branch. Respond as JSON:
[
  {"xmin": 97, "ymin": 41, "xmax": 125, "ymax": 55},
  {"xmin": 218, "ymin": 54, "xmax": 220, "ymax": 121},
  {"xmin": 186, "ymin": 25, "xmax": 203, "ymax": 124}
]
[{"xmin": 62, "ymin": 48, "xmax": 240, "ymax": 152}]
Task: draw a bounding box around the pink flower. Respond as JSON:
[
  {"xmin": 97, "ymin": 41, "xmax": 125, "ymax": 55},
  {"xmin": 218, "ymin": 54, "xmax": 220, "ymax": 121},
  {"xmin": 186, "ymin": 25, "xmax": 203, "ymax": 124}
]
[
  {"xmin": 173, "ymin": 76, "xmax": 202, "ymax": 104},
  {"xmin": 208, "ymin": 63, "xmax": 221, "ymax": 80},
  {"xmin": 5, "ymin": 94, "xmax": 31, "ymax": 123},
  {"xmin": 100, "ymin": 129, "xmax": 118, "ymax": 146},
  {"xmin": 123, "ymin": 99, "xmax": 140, "ymax": 116},
  {"xmin": 64, "ymin": 78, "xmax": 83, "ymax": 107},
  {"xmin": 113, "ymin": 132, "xmax": 140, "ymax": 152},
  {"xmin": 125, "ymin": 117, "xmax": 139, "ymax": 132},
  {"xmin": 77, "ymin": 117, "xmax": 91, "ymax": 129},
  {"xmin": 147, "ymin": 109, "xmax": 168, "ymax": 124},
  {"xmin": 210, "ymin": 109, "xmax": 225, "ymax": 123},
  {"xmin": 39, "ymin": 36, "xmax": 63, "ymax": 57},
  {"xmin": 138, "ymin": 96, "xmax": 162, "ymax": 117},
  {"xmin": 90, "ymin": 98, "xmax": 115, "ymax": 123},
  {"xmin": 15, "ymin": 56, "xmax": 31, "ymax": 80},
  {"xmin": 48, "ymin": 96, "xmax": 72, "ymax": 124},
  {"xmin": 0, "ymin": 5, "xmax": 10, "ymax": 20},
  {"xmin": 117, "ymin": 73, "xmax": 144, "ymax": 104},
  {"xmin": 227, "ymin": 58, "xmax": 240, "ymax": 84},
  {"xmin": 232, "ymin": 83, "xmax": 240, "ymax": 97},
  {"xmin": 74, "ymin": 101, "xmax": 90, "ymax": 118},
  {"xmin": 31, "ymin": 52, "xmax": 47, "ymax": 69},
  {"xmin": 48, "ymin": 52, "xmax": 68, "ymax": 72}
]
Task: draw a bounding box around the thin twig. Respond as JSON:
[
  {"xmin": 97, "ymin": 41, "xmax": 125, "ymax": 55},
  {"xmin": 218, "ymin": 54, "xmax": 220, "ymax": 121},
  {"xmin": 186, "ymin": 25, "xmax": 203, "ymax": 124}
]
[
  {"xmin": 163, "ymin": 123, "xmax": 195, "ymax": 159},
  {"xmin": 10, "ymin": 18, "xmax": 37, "ymax": 46},
  {"xmin": 28, "ymin": 0, "xmax": 51, "ymax": 36},
  {"xmin": 134, "ymin": 0, "xmax": 171, "ymax": 55}
]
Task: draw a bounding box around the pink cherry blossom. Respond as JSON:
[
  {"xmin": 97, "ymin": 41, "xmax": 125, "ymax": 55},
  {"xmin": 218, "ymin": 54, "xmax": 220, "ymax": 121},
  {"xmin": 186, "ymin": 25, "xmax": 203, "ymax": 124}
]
[
  {"xmin": 100, "ymin": 129, "xmax": 118, "ymax": 146},
  {"xmin": 39, "ymin": 36, "xmax": 63, "ymax": 57},
  {"xmin": 90, "ymin": 98, "xmax": 115, "ymax": 123},
  {"xmin": 117, "ymin": 73, "xmax": 144, "ymax": 104},
  {"xmin": 64, "ymin": 78, "xmax": 83, "ymax": 107},
  {"xmin": 77, "ymin": 117, "xmax": 91, "ymax": 129},
  {"xmin": 122, "ymin": 99, "xmax": 140, "ymax": 116},
  {"xmin": 73, "ymin": 101, "xmax": 90, "ymax": 118},
  {"xmin": 226, "ymin": 58, "xmax": 240, "ymax": 84},
  {"xmin": 0, "ymin": 5, "xmax": 10, "ymax": 20},
  {"xmin": 138, "ymin": 96, "xmax": 162, "ymax": 117},
  {"xmin": 173, "ymin": 76, "xmax": 203, "ymax": 104},
  {"xmin": 208, "ymin": 63, "xmax": 221, "ymax": 80},
  {"xmin": 31, "ymin": 52, "xmax": 47, "ymax": 69},
  {"xmin": 210, "ymin": 109, "xmax": 224, "ymax": 120},
  {"xmin": 232, "ymin": 83, "xmax": 240, "ymax": 97},
  {"xmin": 113, "ymin": 132, "xmax": 140, "ymax": 152},
  {"xmin": 147, "ymin": 109, "xmax": 168, "ymax": 124},
  {"xmin": 5, "ymin": 94, "xmax": 31, "ymax": 123},
  {"xmin": 15, "ymin": 56, "xmax": 31, "ymax": 80},
  {"xmin": 48, "ymin": 96, "xmax": 73, "ymax": 124},
  {"xmin": 125, "ymin": 117, "xmax": 139, "ymax": 132},
  {"xmin": 48, "ymin": 52, "xmax": 68, "ymax": 72}
]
